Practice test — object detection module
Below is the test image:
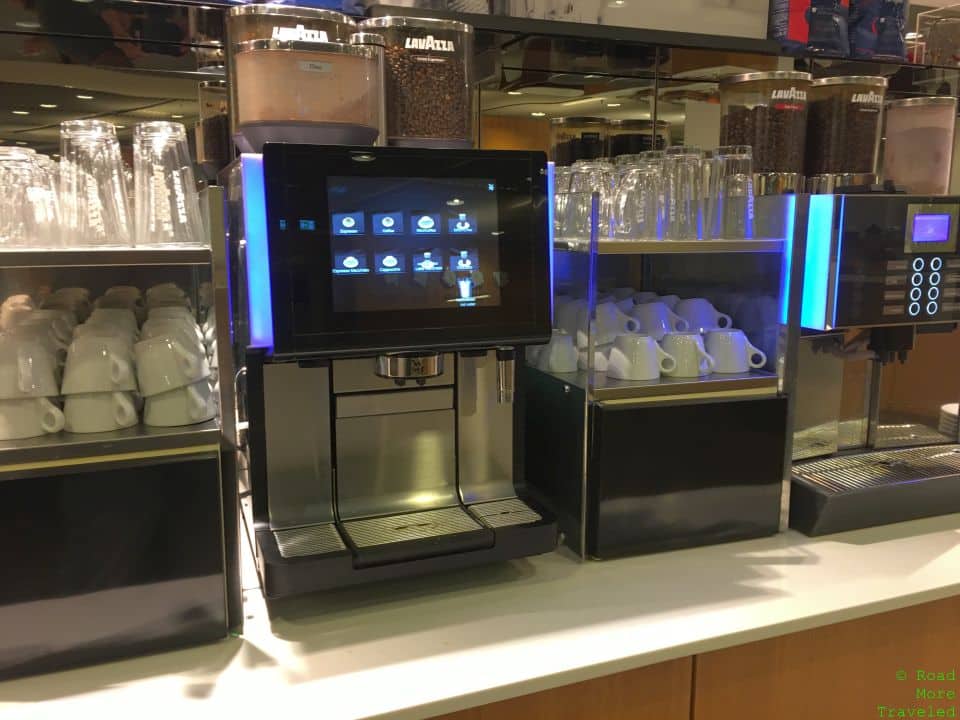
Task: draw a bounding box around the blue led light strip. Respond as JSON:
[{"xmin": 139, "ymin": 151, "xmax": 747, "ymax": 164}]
[
  {"xmin": 547, "ymin": 161, "xmax": 556, "ymax": 324},
  {"xmin": 240, "ymin": 154, "xmax": 274, "ymax": 351},
  {"xmin": 779, "ymin": 194, "xmax": 797, "ymax": 326},
  {"xmin": 801, "ymin": 194, "xmax": 836, "ymax": 331}
]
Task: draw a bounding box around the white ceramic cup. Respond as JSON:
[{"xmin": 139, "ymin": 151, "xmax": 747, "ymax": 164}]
[
  {"xmin": 42, "ymin": 294, "xmax": 91, "ymax": 322},
  {"xmin": 148, "ymin": 305, "xmax": 196, "ymax": 323},
  {"xmin": 52, "ymin": 287, "xmax": 90, "ymax": 302},
  {"xmin": 0, "ymin": 305, "xmax": 35, "ymax": 332},
  {"xmin": 633, "ymin": 291, "xmax": 659, "ymax": 304},
  {"xmin": 609, "ymin": 287, "xmax": 636, "ymax": 301},
  {"xmin": 146, "ymin": 282, "xmax": 183, "ymax": 299},
  {"xmin": 675, "ymin": 297, "xmax": 733, "ymax": 335},
  {"xmin": 591, "ymin": 301, "xmax": 640, "ymax": 346},
  {"xmin": 144, "ymin": 380, "xmax": 216, "ymax": 427},
  {"xmin": 141, "ymin": 318, "xmax": 205, "ymax": 346},
  {"xmin": 661, "ymin": 332, "xmax": 716, "ymax": 377},
  {"xmin": 537, "ymin": 330, "xmax": 579, "ymax": 374},
  {"xmin": 1, "ymin": 294, "xmax": 33, "ymax": 311},
  {"xmin": 104, "ymin": 285, "xmax": 142, "ymax": 301},
  {"xmin": 606, "ymin": 334, "xmax": 677, "ymax": 381},
  {"xmin": 135, "ymin": 334, "xmax": 210, "ymax": 397},
  {"xmin": 656, "ymin": 294, "xmax": 681, "ymax": 310},
  {"xmin": 64, "ymin": 391, "xmax": 138, "ymax": 433},
  {"xmin": 8, "ymin": 323, "xmax": 68, "ymax": 368},
  {"xmin": 705, "ymin": 329, "xmax": 767, "ymax": 374},
  {"xmin": 89, "ymin": 308, "xmax": 139, "ymax": 335},
  {"xmin": 629, "ymin": 301, "xmax": 689, "ymax": 341},
  {"xmin": 0, "ymin": 335, "xmax": 60, "ymax": 399},
  {"xmin": 62, "ymin": 334, "xmax": 137, "ymax": 394},
  {"xmin": 0, "ymin": 397, "xmax": 64, "ymax": 440},
  {"xmin": 578, "ymin": 344, "xmax": 611, "ymax": 372}
]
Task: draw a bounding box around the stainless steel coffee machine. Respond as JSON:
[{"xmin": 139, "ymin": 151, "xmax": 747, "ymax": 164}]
[
  {"xmin": 790, "ymin": 192, "xmax": 960, "ymax": 534},
  {"xmin": 224, "ymin": 145, "xmax": 556, "ymax": 597}
]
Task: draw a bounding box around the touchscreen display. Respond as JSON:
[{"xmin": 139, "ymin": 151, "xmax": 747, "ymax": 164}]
[
  {"xmin": 912, "ymin": 213, "xmax": 951, "ymax": 244},
  {"xmin": 327, "ymin": 176, "xmax": 502, "ymax": 312}
]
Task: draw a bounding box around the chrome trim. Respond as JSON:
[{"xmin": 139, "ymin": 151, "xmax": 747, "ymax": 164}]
[
  {"xmin": 359, "ymin": 15, "xmax": 474, "ymax": 33},
  {"xmin": 375, "ymin": 352, "xmax": 444, "ymax": 380},
  {"xmin": 722, "ymin": 70, "xmax": 812, "ymax": 84}
]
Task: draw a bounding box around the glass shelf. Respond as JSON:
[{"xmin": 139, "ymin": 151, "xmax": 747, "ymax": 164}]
[
  {"xmin": 534, "ymin": 367, "xmax": 779, "ymax": 402},
  {"xmin": 553, "ymin": 238, "xmax": 785, "ymax": 254},
  {"xmin": 0, "ymin": 247, "xmax": 212, "ymax": 268},
  {"xmin": 0, "ymin": 420, "xmax": 221, "ymax": 476}
]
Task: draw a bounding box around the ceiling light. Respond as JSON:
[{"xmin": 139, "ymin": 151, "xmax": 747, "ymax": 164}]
[
  {"xmin": 15, "ymin": 20, "xmax": 42, "ymax": 29},
  {"xmin": 115, "ymin": 125, "xmax": 126, "ymax": 129},
  {"xmin": 12, "ymin": 110, "xmax": 29, "ymax": 116},
  {"xmin": 607, "ymin": 103, "xmax": 622, "ymax": 108},
  {"xmin": 15, "ymin": 141, "xmax": 27, "ymax": 146},
  {"xmin": 507, "ymin": 90, "xmax": 523, "ymax": 96},
  {"xmin": 171, "ymin": 114, "xmax": 184, "ymax": 119},
  {"xmin": 531, "ymin": 111, "xmax": 546, "ymax": 117},
  {"xmin": 39, "ymin": 103, "xmax": 57, "ymax": 109},
  {"xmin": 76, "ymin": 94, "xmax": 94, "ymax": 100}
]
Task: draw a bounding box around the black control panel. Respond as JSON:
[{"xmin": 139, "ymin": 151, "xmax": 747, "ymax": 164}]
[{"xmin": 834, "ymin": 195, "xmax": 960, "ymax": 328}]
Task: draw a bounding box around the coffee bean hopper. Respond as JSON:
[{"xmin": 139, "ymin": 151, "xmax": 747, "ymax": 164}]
[
  {"xmin": 790, "ymin": 191, "xmax": 960, "ymax": 534},
  {"xmin": 223, "ymin": 145, "xmax": 556, "ymax": 597}
]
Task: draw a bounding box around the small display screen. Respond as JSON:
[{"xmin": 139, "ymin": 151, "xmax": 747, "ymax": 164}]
[
  {"xmin": 912, "ymin": 214, "xmax": 951, "ymax": 244},
  {"xmin": 326, "ymin": 176, "xmax": 502, "ymax": 312}
]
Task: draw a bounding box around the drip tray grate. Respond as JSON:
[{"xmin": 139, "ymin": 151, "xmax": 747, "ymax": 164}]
[
  {"xmin": 793, "ymin": 444, "xmax": 960, "ymax": 494},
  {"xmin": 470, "ymin": 497, "xmax": 543, "ymax": 528},
  {"xmin": 342, "ymin": 506, "xmax": 482, "ymax": 549},
  {"xmin": 273, "ymin": 523, "xmax": 347, "ymax": 559}
]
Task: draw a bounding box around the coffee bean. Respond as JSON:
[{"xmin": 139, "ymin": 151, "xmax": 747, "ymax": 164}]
[
  {"xmin": 806, "ymin": 92, "xmax": 884, "ymax": 175},
  {"xmin": 383, "ymin": 40, "xmax": 469, "ymax": 144},
  {"xmin": 721, "ymin": 105, "xmax": 807, "ymax": 174}
]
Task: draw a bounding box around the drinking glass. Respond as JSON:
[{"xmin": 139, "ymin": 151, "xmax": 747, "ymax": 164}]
[
  {"xmin": 134, "ymin": 122, "xmax": 205, "ymax": 247},
  {"xmin": 715, "ymin": 145, "xmax": 754, "ymax": 240},
  {"xmin": 612, "ymin": 164, "xmax": 661, "ymax": 240},
  {"xmin": 553, "ymin": 165, "xmax": 573, "ymax": 238},
  {"xmin": 664, "ymin": 146, "xmax": 703, "ymax": 240},
  {"xmin": 0, "ymin": 148, "xmax": 60, "ymax": 249},
  {"xmin": 60, "ymin": 120, "xmax": 132, "ymax": 247},
  {"xmin": 563, "ymin": 161, "xmax": 616, "ymax": 240}
]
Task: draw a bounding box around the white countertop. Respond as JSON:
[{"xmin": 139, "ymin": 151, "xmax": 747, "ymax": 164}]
[{"xmin": 2, "ymin": 514, "xmax": 960, "ymax": 720}]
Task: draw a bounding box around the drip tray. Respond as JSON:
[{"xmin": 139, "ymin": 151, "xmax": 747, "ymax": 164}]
[
  {"xmin": 273, "ymin": 523, "xmax": 346, "ymax": 559},
  {"xmin": 341, "ymin": 506, "xmax": 494, "ymax": 568},
  {"xmin": 790, "ymin": 444, "xmax": 960, "ymax": 535}
]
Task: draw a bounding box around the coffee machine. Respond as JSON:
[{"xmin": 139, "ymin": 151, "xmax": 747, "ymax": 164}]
[
  {"xmin": 224, "ymin": 144, "xmax": 557, "ymax": 597},
  {"xmin": 790, "ymin": 192, "xmax": 960, "ymax": 534}
]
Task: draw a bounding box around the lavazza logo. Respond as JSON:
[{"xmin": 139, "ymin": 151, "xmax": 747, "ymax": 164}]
[
  {"xmin": 771, "ymin": 87, "xmax": 806, "ymax": 101},
  {"xmin": 272, "ymin": 24, "xmax": 328, "ymax": 42},
  {"xmin": 852, "ymin": 91, "xmax": 883, "ymax": 104},
  {"xmin": 404, "ymin": 35, "xmax": 455, "ymax": 52}
]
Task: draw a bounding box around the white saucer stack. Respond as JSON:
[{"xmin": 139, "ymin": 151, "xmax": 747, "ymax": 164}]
[{"xmin": 939, "ymin": 403, "xmax": 958, "ymax": 438}]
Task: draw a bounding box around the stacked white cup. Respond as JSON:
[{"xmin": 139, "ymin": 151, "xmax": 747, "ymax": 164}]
[
  {"xmin": 62, "ymin": 289, "xmax": 141, "ymax": 433},
  {"xmin": 0, "ymin": 332, "xmax": 65, "ymax": 440},
  {"xmin": 137, "ymin": 284, "xmax": 215, "ymax": 427}
]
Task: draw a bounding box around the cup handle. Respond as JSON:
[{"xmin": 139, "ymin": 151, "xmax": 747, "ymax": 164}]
[
  {"xmin": 38, "ymin": 398, "xmax": 65, "ymax": 434},
  {"xmin": 186, "ymin": 384, "xmax": 208, "ymax": 421},
  {"xmin": 110, "ymin": 354, "xmax": 131, "ymax": 385},
  {"xmin": 716, "ymin": 312, "xmax": 733, "ymax": 329},
  {"xmin": 173, "ymin": 342, "xmax": 200, "ymax": 379},
  {"xmin": 668, "ymin": 309, "xmax": 689, "ymax": 332},
  {"xmin": 113, "ymin": 392, "xmax": 137, "ymax": 426},
  {"xmin": 747, "ymin": 343, "xmax": 768, "ymax": 369},
  {"xmin": 698, "ymin": 347, "xmax": 716, "ymax": 374},
  {"xmin": 656, "ymin": 345, "xmax": 677, "ymax": 374}
]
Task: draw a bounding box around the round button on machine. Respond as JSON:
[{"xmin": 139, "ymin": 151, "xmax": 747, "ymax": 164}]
[
  {"xmin": 909, "ymin": 302, "xmax": 921, "ymax": 317},
  {"xmin": 931, "ymin": 257, "xmax": 943, "ymax": 271},
  {"xmin": 910, "ymin": 287, "xmax": 923, "ymax": 301},
  {"xmin": 927, "ymin": 301, "xmax": 939, "ymax": 316},
  {"xmin": 913, "ymin": 257, "xmax": 926, "ymax": 272},
  {"xmin": 929, "ymin": 286, "xmax": 940, "ymax": 300},
  {"xmin": 912, "ymin": 272, "xmax": 924, "ymax": 286},
  {"xmin": 930, "ymin": 271, "xmax": 942, "ymax": 286}
]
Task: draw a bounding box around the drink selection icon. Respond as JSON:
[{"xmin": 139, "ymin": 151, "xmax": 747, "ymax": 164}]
[
  {"xmin": 375, "ymin": 251, "xmax": 406, "ymax": 275},
  {"xmin": 332, "ymin": 212, "xmax": 364, "ymax": 236},
  {"xmin": 373, "ymin": 212, "xmax": 404, "ymax": 236},
  {"xmin": 332, "ymin": 251, "xmax": 370, "ymax": 275},
  {"xmin": 414, "ymin": 214, "xmax": 441, "ymax": 235},
  {"xmin": 449, "ymin": 213, "xmax": 476, "ymax": 234},
  {"xmin": 414, "ymin": 250, "xmax": 444, "ymax": 273}
]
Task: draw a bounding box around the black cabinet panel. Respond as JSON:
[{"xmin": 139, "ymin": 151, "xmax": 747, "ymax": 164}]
[
  {"xmin": 0, "ymin": 457, "xmax": 227, "ymax": 679},
  {"xmin": 588, "ymin": 398, "xmax": 787, "ymax": 557}
]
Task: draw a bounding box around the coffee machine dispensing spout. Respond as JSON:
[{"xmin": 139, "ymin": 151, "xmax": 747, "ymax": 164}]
[
  {"xmin": 496, "ymin": 347, "xmax": 516, "ymax": 405},
  {"xmin": 375, "ymin": 352, "xmax": 444, "ymax": 386}
]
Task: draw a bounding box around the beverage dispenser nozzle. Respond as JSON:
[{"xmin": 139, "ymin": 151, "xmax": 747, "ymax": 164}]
[
  {"xmin": 375, "ymin": 352, "xmax": 443, "ymax": 385},
  {"xmin": 496, "ymin": 347, "xmax": 516, "ymax": 405}
]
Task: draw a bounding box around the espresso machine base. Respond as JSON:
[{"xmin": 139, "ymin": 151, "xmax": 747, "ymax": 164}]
[
  {"xmin": 790, "ymin": 445, "xmax": 960, "ymax": 535},
  {"xmin": 253, "ymin": 501, "xmax": 556, "ymax": 598}
]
